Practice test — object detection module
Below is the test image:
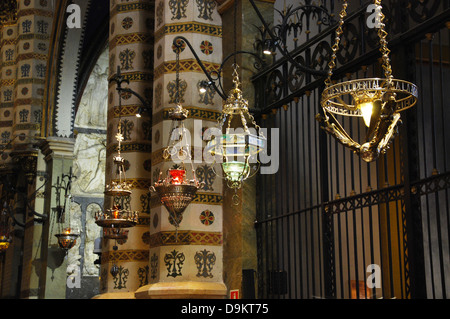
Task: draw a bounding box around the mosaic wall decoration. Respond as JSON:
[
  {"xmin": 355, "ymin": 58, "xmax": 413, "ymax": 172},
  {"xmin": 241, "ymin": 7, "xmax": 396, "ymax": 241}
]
[
  {"xmin": 194, "ymin": 249, "xmax": 216, "ymax": 278},
  {"xmin": 200, "ymin": 40, "xmax": 213, "ymax": 55},
  {"xmin": 140, "ymin": 192, "xmax": 150, "ymax": 213},
  {"xmin": 169, "ymin": 0, "xmax": 189, "ymax": 20},
  {"xmin": 113, "ymin": 265, "xmax": 129, "ymax": 289},
  {"xmin": 152, "ymin": 212, "xmax": 159, "ymax": 228},
  {"xmin": 138, "ymin": 265, "xmax": 149, "ymax": 287},
  {"xmin": 121, "ymin": 119, "xmax": 134, "ymax": 141},
  {"xmin": 143, "ymin": 159, "xmax": 152, "ymax": 172},
  {"xmin": 119, "ymin": 48, "xmax": 136, "ymax": 70},
  {"xmin": 199, "ymin": 209, "xmax": 214, "ymax": 226},
  {"xmin": 167, "ymin": 79, "xmax": 187, "ymax": 104},
  {"xmin": 196, "ymin": 0, "xmax": 216, "ymax": 20},
  {"xmin": 149, "ymin": 231, "xmax": 222, "ymax": 247},
  {"xmin": 195, "ymin": 164, "xmax": 215, "ymax": 191},
  {"xmin": 122, "ymin": 16, "xmax": 133, "ymax": 30},
  {"xmin": 164, "ymin": 250, "xmax": 185, "ymax": 278},
  {"xmin": 150, "ymin": 253, "xmax": 158, "ymax": 279}
]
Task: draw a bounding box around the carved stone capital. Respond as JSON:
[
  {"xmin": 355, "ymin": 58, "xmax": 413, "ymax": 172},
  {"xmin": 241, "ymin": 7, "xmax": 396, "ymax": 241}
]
[{"xmin": 40, "ymin": 137, "xmax": 75, "ymax": 162}]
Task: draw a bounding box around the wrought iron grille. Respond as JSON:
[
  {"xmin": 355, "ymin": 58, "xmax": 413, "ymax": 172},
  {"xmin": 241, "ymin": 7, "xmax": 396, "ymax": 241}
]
[{"xmin": 253, "ymin": 0, "xmax": 450, "ymax": 299}]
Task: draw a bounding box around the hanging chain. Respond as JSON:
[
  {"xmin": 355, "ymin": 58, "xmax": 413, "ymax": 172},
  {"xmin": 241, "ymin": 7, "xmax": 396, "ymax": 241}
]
[
  {"xmin": 324, "ymin": 0, "xmax": 348, "ymax": 87},
  {"xmin": 176, "ymin": 40, "xmax": 181, "ymax": 105},
  {"xmin": 374, "ymin": 0, "xmax": 394, "ymax": 86},
  {"xmin": 325, "ymin": 0, "xmax": 393, "ymax": 87}
]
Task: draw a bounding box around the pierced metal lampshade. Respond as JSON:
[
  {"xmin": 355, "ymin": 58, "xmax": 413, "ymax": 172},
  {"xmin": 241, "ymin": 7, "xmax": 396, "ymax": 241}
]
[
  {"xmin": 318, "ymin": 0, "xmax": 417, "ymax": 162},
  {"xmin": 151, "ymin": 169, "xmax": 202, "ymax": 226},
  {"xmin": 95, "ymin": 205, "xmax": 138, "ymax": 229},
  {"xmin": 55, "ymin": 227, "xmax": 79, "ymax": 251}
]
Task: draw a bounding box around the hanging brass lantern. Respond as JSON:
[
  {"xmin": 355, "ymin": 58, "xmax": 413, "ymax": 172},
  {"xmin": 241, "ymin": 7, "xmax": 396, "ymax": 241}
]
[
  {"xmin": 317, "ymin": 0, "xmax": 417, "ymax": 162},
  {"xmin": 150, "ymin": 104, "xmax": 203, "ymax": 234},
  {"xmin": 205, "ymin": 64, "xmax": 266, "ymax": 204},
  {"xmin": 0, "ymin": 204, "xmax": 12, "ymax": 253},
  {"xmin": 95, "ymin": 72, "xmax": 138, "ymax": 241},
  {"xmin": 52, "ymin": 170, "xmax": 80, "ymax": 253},
  {"xmin": 95, "ymin": 127, "xmax": 138, "ymax": 239}
]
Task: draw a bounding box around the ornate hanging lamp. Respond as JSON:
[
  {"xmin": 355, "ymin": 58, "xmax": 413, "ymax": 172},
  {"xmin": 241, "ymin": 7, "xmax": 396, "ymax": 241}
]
[
  {"xmin": 0, "ymin": 203, "xmax": 12, "ymax": 253},
  {"xmin": 52, "ymin": 169, "xmax": 80, "ymax": 252},
  {"xmin": 205, "ymin": 64, "xmax": 266, "ymax": 204},
  {"xmin": 150, "ymin": 44, "xmax": 203, "ymax": 236},
  {"xmin": 95, "ymin": 71, "xmax": 138, "ymax": 241},
  {"xmin": 317, "ymin": 0, "xmax": 418, "ymax": 162}
]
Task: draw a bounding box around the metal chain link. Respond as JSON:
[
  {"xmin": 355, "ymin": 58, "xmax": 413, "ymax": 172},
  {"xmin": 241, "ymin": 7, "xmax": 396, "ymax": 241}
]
[
  {"xmin": 324, "ymin": 0, "xmax": 348, "ymax": 87},
  {"xmin": 325, "ymin": 0, "xmax": 394, "ymax": 87},
  {"xmin": 374, "ymin": 0, "xmax": 394, "ymax": 86}
]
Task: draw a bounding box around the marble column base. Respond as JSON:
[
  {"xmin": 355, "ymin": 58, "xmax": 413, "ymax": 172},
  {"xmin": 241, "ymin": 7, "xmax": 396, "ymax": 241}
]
[{"xmin": 134, "ymin": 281, "xmax": 227, "ymax": 299}]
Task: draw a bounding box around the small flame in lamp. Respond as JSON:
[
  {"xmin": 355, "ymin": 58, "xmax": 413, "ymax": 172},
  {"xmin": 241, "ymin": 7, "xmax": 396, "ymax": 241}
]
[
  {"xmin": 169, "ymin": 169, "xmax": 186, "ymax": 185},
  {"xmin": 55, "ymin": 227, "xmax": 79, "ymax": 252},
  {"xmin": 0, "ymin": 236, "xmax": 11, "ymax": 253},
  {"xmin": 359, "ymin": 101, "xmax": 374, "ymax": 127},
  {"xmin": 112, "ymin": 205, "xmax": 121, "ymax": 219}
]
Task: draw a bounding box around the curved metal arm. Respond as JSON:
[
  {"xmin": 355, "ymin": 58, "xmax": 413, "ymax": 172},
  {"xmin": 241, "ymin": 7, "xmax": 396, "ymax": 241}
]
[
  {"xmin": 110, "ymin": 66, "xmax": 151, "ymax": 114},
  {"xmin": 118, "ymin": 87, "xmax": 150, "ymax": 111},
  {"xmin": 172, "ymin": 36, "xmax": 266, "ymax": 101}
]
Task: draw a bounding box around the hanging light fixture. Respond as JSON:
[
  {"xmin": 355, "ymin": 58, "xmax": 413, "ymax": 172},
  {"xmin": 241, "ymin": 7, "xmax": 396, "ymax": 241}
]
[
  {"xmin": 205, "ymin": 64, "xmax": 266, "ymax": 204},
  {"xmin": 0, "ymin": 203, "xmax": 12, "ymax": 253},
  {"xmin": 150, "ymin": 43, "xmax": 203, "ymax": 237},
  {"xmin": 95, "ymin": 71, "xmax": 138, "ymax": 241},
  {"xmin": 51, "ymin": 169, "xmax": 80, "ymax": 253},
  {"xmin": 317, "ymin": 0, "xmax": 418, "ymax": 162}
]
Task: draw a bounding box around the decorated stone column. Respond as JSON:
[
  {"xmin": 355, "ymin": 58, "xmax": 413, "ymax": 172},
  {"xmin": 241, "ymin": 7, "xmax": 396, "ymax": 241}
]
[
  {"xmin": 39, "ymin": 137, "xmax": 75, "ymax": 299},
  {"xmin": 135, "ymin": 0, "xmax": 226, "ymax": 299},
  {"xmin": 94, "ymin": 0, "xmax": 155, "ymax": 299},
  {"xmin": 0, "ymin": 0, "xmax": 55, "ymax": 299}
]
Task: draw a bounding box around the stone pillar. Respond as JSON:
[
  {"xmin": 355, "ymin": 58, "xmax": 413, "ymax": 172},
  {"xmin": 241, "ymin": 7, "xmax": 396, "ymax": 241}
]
[
  {"xmin": 220, "ymin": 0, "xmax": 275, "ymax": 299},
  {"xmin": 135, "ymin": 0, "xmax": 226, "ymax": 299},
  {"xmin": 38, "ymin": 137, "xmax": 75, "ymax": 299},
  {"xmin": 94, "ymin": 0, "xmax": 155, "ymax": 299},
  {"xmin": 0, "ymin": 0, "xmax": 54, "ymax": 298}
]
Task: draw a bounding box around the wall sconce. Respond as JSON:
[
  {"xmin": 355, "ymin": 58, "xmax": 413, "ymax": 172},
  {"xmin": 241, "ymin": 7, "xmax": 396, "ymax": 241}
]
[{"xmin": 317, "ymin": 0, "xmax": 418, "ymax": 162}]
